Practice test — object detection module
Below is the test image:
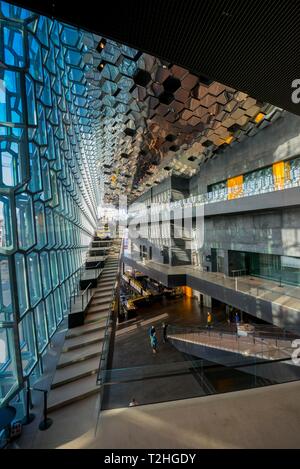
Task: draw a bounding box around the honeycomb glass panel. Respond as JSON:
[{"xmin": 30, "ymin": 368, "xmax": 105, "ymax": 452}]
[
  {"xmin": 0, "ymin": 138, "xmax": 25, "ymax": 188},
  {"xmin": 18, "ymin": 311, "xmax": 37, "ymax": 376},
  {"xmin": 28, "ymin": 142, "xmax": 42, "ymax": 193},
  {"xmin": 26, "ymin": 74, "xmax": 37, "ymax": 126},
  {"xmin": 40, "ymin": 251, "xmax": 51, "ymax": 297},
  {"xmin": 34, "ymin": 201, "xmax": 47, "ymax": 249},
  {"xmin": 54, "ymin": 288, "xmax": 63, "ymax": 324},
  {"xmin": 27, "ymin": 252, "xmax": 42, "ymax": 307},
  {"xmin": 0, "ymin": 1, "xmax": 98, "ymax": 409},
  {"xmin": 50, "ymin": 251, "xmax": 59, "ymax": 288},
  {"xmin": 0, "ymin": 255, "xmax": 12, "ymax": 320},
  {"xmin": 0, "ymin": 327, "xmax": 19, "ymax": 405},
  {"xmin": 0, "ymin": 195, "xmax": 13, "ymax": 251},
  {"xmin": 45, "ymin": 293, "xmax": 56, "ymax": 337},
  {"xmin": 3, "ymin": 24, "xmax": 25, "ymax": 68},
  {"xmin": 16, "ymin": 193, "xmax": 35, "ymax": 250},
  {"xmin": 34, "ymin": 301, "xmax": 48, "ymax": 353},
  {"xmin": 15, "ymin": 253, "xmax": 29, "ymax": 318}
]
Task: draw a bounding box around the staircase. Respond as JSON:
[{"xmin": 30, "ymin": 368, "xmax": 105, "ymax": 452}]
[{"xmin": 47, "ymin": 236, "xmax": 121, "ymax": 413}]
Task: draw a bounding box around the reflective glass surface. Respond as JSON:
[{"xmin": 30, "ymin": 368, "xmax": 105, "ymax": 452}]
[{"xmin": 0, "ymin": 1, "xmax": 99, "ymax": 407}]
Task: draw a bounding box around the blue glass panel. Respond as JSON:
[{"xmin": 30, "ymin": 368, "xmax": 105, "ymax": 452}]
[
  {"xmin": 16, "ymin": 193, "xmax": 35, "ymax": 250},
  {"xmin": 0, "ymin": 327, "xmax": 19, "ymax": 405},
  {"xmin": 50, "ymin": 251, "xmax": 59, "ymax": 288},
  {"xmin": 45, "ymin": 293, "xmax": 56, "ymax": 337},
  {"xmin": 36, "ymin": 15, "xmax": 49, "ymax": 47},
  {"xmin": 1, "ymin": 2, "xmax": 33, "ymax": 20},
  {"xmin": 54, "ymin": 213, "xmax": 61, "ymax": 247},
  {"xmin": 40, "ymin": 69, "xmax": 52, "ymax": 107},
  {"xmin": 26, "ymin": 75, "xmax": 37, "ymax": 125},
  {"xmin": 28, "ymin": 34, "xmax": 43, "ymax": 82},
  {"xmin": 3, "ymin": 24, "xmax": 25, "ymax": 68},
  {"xmin": 0, "ymin": 139, "xmax": 19, "ymax": 187},
  {"xmin": 0, "ymin": 196, "xmax": 13, "ymax": 250},
  {"xmin": 40, "ymin": 159, "xmax": 52, "ymax": 201},
  {"xmin": 0, "ymin": 256, "xmax": 12, "ymax": 320},
  {"xmin": 37, "ymin": 103, "xmax": 47, "ymax": 146},
  {"xmin": 0, "ymin": 70, "xmax": 23, "ymax": 124},
  {"xmin": 19, "ymin": 311, "xmax": 37, "ymax": 376},
  {"xmin": 54, "ymin": 288, "xmax": 63, "ymax": 323},
  {"xmin": 45, "ymin": 208, "xmax": 55, "ymax": 248},
  {"xmin": 28, "ymin": 141, "xmax": 42, "ymax": 193},
  {"xmin": 61, "ymin": 26, "xmax": 79, "ymax": 47},
  {"xmin": 15, "ymin": 253, "xmax": 29, "ymax": 317},
  {"xmin": 34, "ymin": 201, "xmax": 47, "ymax": 249},
  {"xmin": 119, "ymin": 57, "xmax": 137, "ymax": 77},
  {"xmin": 27, "ymin": 252, "xmax": 42, "ymax": 307},
  {"xmin": 40, "ymin": 251, "xmax": 51, "ymax": 296},
  {"xmin": 34, "ymin": 301, "xmax": 48, "ymax": 353}
]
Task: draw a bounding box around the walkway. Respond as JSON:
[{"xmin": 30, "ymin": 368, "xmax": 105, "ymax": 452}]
[
  {"xmin": 123, "ymin": 254, "xmax": 300, "ymax": 329},
  {"xmin": 168, "ymin": 327, "xmax": 294, "ymax": 361},
  {"xmin": 102, "ymin": 296, "xmax": 226, "ymax": 409}
]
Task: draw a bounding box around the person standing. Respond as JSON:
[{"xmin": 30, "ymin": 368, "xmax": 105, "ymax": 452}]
[
  {"xmin": 151, "ymin": 332, "xmax": 158, "ymax": 354},
  {"xmin": 162, "ymin": 322, "xmax": 168, "ymax": 343},
  {"xmin": 235, "ymin": 312, "xmax": 240, "ymax": 325},
  {"xmin": 207, "ymin": 311, "xmax": 212, "ymax": 328}
]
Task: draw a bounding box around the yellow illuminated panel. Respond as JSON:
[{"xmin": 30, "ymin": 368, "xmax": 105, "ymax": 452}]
[
  {"xmin": 225, "ymin": 135, "xmax": 234, "ymax": 144},
  {"xmin": 227, "ymin": 175, "xmax": 243, "ymax": 200},
  {"xmin": 255, "ymin": 112, "xmax": 265, "ymax": 124},
  {"xmin": 273, "ymin": 161, "xmax": 285, "ymax": 189}
]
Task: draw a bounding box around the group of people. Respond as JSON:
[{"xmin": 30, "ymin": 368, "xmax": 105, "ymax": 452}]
[
  {"xmin": 148, "ymin": 322, "xmax": 168, "ymax": 354},
  {"xmin": 206, "ymin": 310, "xmax": 240, "ymax": 328}
]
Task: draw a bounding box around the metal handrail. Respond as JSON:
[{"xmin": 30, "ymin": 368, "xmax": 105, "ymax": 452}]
[
  {"xmin": 166, "ymin": 323, "xmax": 295, "ymax": 361},
  {"xmin": 97, "ymin": 239, "xmax": 123, "ymax": 387},
  {"xmin": 81, "ymin": 282, "xmax": 92, "ymax": 310}
]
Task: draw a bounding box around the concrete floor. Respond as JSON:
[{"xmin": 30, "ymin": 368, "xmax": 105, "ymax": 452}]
[
  {"xmin": 30, "ymin": 294, "xmax": 300, "ymax": 449},
  {"xmin": 33, "ymin": 380, "xmax": 300, "ymax": 448},
  {"xmin": 102, "ymin": 296, "xmax": 223, "ymax": 409}
]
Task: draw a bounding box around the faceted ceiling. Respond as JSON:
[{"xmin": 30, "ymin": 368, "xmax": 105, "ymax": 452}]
[{"xmin": 88, "ymin": 35, "xmax": 282, "ymax": 204}]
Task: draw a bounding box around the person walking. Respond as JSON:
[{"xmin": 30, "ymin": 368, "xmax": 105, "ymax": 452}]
[
  {"xmin": 162, "ymin": 322, "xmax": 168, "ymax": 343},
  {"xmin": 151, "ymin": 332, "xmax": 158, "ymax": 354}
]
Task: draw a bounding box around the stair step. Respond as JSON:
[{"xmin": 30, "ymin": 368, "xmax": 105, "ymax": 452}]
[
  {"xmin": 87, "ymin": 303, "xmax": 110, "ymax": 313},
  {"xmin": 85, "ymin": 312, "xmax": 109, "ymax": 324},
  {"xmin": 51, "ymin": 356, "xmax": 100, "ymax": 389},
  {"xmin": 95, "ymin": 284, "xmax": 114, "ymax": 291},
  {"xmin": 93, "ymin": 292, "xmax": 113, "ymax": 300},
  {"xmin": 57, "ymin": 342, "xmax": 101, "ymax": 368},
  {"xmin": 91, "ymin": 297, "xmax": 112, "ymax": 306},
  {"xmin": 66, "ymin": 319, "xmax": 106, "ymax": 338},
  {"xmin": 63, "ymin": 330, "xmax": 104, "ymax": 352},
  {"xmin": 48, "ymin": 374, "xmax": 99, "ymax": 412}
]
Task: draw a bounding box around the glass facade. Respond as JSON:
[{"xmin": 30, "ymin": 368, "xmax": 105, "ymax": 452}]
[
  {"xmin": 0, "ymin": 2, "xmax": 100, "ymax": 408},
  {"xmin": 207, "ymin": 156, "xmax": 300, "ymax": 201}
]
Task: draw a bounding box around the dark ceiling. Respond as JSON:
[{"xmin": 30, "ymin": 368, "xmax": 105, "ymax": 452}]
[{"xmin": 10, "ymin": 0, "xmax": 300, "ymax": 116}]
